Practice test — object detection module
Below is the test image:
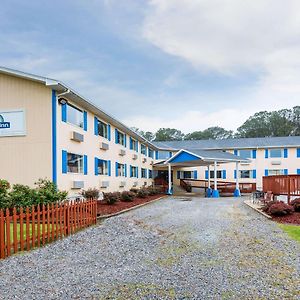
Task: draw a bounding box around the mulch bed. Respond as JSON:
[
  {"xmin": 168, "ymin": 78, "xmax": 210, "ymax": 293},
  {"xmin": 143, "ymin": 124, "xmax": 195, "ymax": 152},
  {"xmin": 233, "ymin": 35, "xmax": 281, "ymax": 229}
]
[
  {"xmin": 272, "ymin": 212, "xmax": 300, "ymax": 225},
  {"xmin": 97, "ymin": 194, "xmax": 165, "ymax": 216}
]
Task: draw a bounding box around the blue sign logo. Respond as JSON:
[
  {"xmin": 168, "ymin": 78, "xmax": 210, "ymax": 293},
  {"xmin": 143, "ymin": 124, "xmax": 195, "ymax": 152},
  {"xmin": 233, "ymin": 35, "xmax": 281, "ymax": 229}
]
[{"xmin": 0, "ymin": 115, "xmax": 10, "ymax": 129}]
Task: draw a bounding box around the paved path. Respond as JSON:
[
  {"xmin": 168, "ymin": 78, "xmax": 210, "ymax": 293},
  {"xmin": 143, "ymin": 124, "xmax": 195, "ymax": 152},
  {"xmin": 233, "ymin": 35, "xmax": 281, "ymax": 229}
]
[{"xmin": 0, "ymin": 197, "xmax": 300, "ymax": 299}]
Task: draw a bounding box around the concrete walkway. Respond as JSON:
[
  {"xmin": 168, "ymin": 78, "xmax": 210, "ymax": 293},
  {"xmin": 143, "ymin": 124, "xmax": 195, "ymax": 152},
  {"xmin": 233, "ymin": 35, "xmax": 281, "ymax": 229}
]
[{"xmin": 0, "ymin": 197, "xmax": 300, "ymax": 299}]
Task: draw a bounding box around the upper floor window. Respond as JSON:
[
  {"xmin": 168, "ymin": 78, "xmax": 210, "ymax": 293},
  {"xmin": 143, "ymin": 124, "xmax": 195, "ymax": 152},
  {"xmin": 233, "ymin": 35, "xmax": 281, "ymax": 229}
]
[
  {"xmin": 130, "ymin": 138, "xmax": 138, "ymax": 151},
  {"xmin": 98, "ymin": 120, "xmax": 108, "ymax": 139},
  {"xmin": 141, "ymin": 168, "xmax": 147, "ymax": 178},
  {"xmin": 67, "ymin": 104, "xmax": 84, "ymax": 128},
  {"xmin": 116, "ymin": 163, "xmax": 126, "ymax": 176},
  {"xmin": 269, "ymin": 148, "xmax": 282, "ymax": 158},
  {"xmin": 148, "ymin": 148, "xmax": 154, "ymax": 158},
  {"xmin": 67, "ymin": 153, "xmax": 83, "ymax": 173},
  {"xmin": 116, "ymin": 130, "xmax": 126, "ymax": 146},
  {"xmin": 96, "ymin": 159, "xmax": 108, "ymax": 175},
  {"xmin": 239, "ymin": 150, "xmax": 252, "ymax": 159},
  {"xmin": 141, "ymin": 144, "xmax": 147, "ymax": 155},
  {"xmin": 130, "ymin": 166, "xmax": 138, "ymax": 178},
  {"xmin": 157, "ymin": 151, "xmax": 171, "ymax": 159}
]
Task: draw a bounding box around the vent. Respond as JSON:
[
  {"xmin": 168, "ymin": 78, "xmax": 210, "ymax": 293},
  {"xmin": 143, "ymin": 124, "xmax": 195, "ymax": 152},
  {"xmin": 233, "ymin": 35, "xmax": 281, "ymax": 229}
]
[
  {"xmin": 271, "ymin": 161, "xmax": 281, "ymax": 165},
  {"xmin": 119, "ymin": 181, "xmax": 126, "ymax": 187},
  {"xmin": 119, "ymin": 149, "xmax": 126, "ymax": 156},
  {"xmin": 132, "ymin": 154, "xmax": 138, "ymax": 160},
  {"xmin": 241, "ymin": 163, "xmax": 250, "ymax": 166},
  {"xmin": 71, "ymin": 131, "xmax": 84, "ymax": 142},
  {"xmin": 100, "ymin": 142, "xmax": 109, "ymax": 150},
  {"xmin": 72, "ymin": 181, "xmax": 84, "ymax": 189},
  {"xmin": 100, "ymin": 181, "xmax": 109, "ymax": 188}
]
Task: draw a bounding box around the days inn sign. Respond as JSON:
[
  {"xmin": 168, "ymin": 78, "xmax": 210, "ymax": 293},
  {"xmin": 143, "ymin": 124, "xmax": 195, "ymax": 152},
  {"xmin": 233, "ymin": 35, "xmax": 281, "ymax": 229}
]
[{"xmin": 0, "ymin": 110, "xmax": 26, "ymax": 137}]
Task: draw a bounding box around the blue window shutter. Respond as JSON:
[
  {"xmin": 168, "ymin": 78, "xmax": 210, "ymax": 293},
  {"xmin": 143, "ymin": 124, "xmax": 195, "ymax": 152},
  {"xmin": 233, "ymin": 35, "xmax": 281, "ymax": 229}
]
[
  {"xmin": 107, "ymin": 124, "xmax": 111, "ymax": 141},
  {"xmin": 297, "ymin": 169, "xmax": 300, "ymax": 175},
  {"xmin": 62, "ymin": 150, "xmax": 67, "ymax": 174},
  {"xmin": 83, "ymin": 111, "xmax": 87, "ymax": 131},
  {"xmin": 115, "ymin": 129, "xmax": 118, "ymax": 144},
  {"xmin": 130, "ymin": 137, "xmax": 133, "ymax": 150},
  {"xmin": 252, "ymin": 150, "xmax": 257, "ymax": 159},
  {"xmin": 130, "ymin": 165, "xmax": 132, "ymax": 177},
  {"xmin": 84, "ymin": 155, "xmax": 88, "ymax": 175},
  {"xmin": 222, "ymin": 170, "xmax": 226, "ymax": 179},
  {"xmin": 177, "ymin": 171, "xmax": 180, "ymax": 179},
  {"xmin": 234, "ymin": 149, "xmax": 238, "ymax": 156},
  {"xmin": 253, "ymin": 169, "xmax": 256, "ymax": 179},
  {"xmin": 115, "ymin": 162, "xmax": 118, "ymax": 177},
  {"xmin": 205, "ymin": 170, "xmax": 208, "ymax": 179},
  {"xmin": 264, "ymin": 169, "xmax": 269, "ymax": 176},
  {"xmin": 234, "ymin": 170, "xmax": 237, "ymax": 179},
  {"xmin": 108, "ymin": 160, "xmax": 111, "ymax": 176},
  {"xmin": 265, "ymin": 149, "xmax": 269, "ymax": 158},
  {"xmin": 124, "ymin": 134, "xmax": 127, "ymax": 147},
  {"xmin": 297, "ymin": 148, "xmax": 300, "ymax": 158},
  {"xmin": 124, "ymin": 164, "xmax": 127, "ymax": 177},
  {"xmin": 169, "ymin": 152, "xmax": 172, "ymax": 158},
  {"xmin": 94, "ymin": 157, "xmax": 98, "ymax": 175},
  {"xmin": 155, "ymin": 151, "xmax": 159, "ymax": 159},
  {"xmin": 284, "ymin": 148, "xmax": 288, "ymax": 158},
  {"xmin": 284, "ymin": 169, "xmax": 288, "ymax": 175},
  {"xmin": 135, "ymin": 141, "xmax": 138, "ymax": 152},
  {"xmin": 194, "ymin": 170, "xmax": 198, "ymax": 179},
  {"xmin": 136, "ymin": 167, "xmax": 139, "ymax": 178},
  {"xmin": 61, "ymin": 104, "xmax": 67, "ymax": 122},
  {"xmin": 94, "ymin": 117, "xmax": 98, "ymax": 136}
]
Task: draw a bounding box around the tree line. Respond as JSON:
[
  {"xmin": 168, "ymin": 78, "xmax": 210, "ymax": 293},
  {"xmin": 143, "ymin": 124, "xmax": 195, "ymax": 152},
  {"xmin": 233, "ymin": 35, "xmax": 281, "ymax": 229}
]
[{"xmin": 132, "ymin": 106, "xmax": 300, "ymax": 142}]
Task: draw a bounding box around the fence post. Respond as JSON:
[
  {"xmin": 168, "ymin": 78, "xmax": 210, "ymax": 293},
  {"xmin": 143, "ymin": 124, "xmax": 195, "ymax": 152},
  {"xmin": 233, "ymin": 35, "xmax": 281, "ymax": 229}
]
[
  {"xmin": 31, "ymin": 205, "xmax": 35, "ymax": 249},
  {"xmin": 0, "ymin": 210, "xmax": 5, "ymax": 259},
  {"xmin": 20, "ymin": 207, "xmax": 24, "ymax": 251},
  {"xmin": 5, "ymin": 208, "xmax": 11, "ymax": 257},
  {"xmin": 13, "ymin": 207, "xmax": 18, "ymax": 254},
  {"xmin": 25, "ymin": 207, "xmax": 30, "ymax": 251}
]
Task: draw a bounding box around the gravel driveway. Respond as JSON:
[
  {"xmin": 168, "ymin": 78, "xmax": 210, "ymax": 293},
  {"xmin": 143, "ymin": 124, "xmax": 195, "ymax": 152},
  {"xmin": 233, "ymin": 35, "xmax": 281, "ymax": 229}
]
[{"xmin": 1, "ymin": 196, "xmax": 300, "ymax": 299}]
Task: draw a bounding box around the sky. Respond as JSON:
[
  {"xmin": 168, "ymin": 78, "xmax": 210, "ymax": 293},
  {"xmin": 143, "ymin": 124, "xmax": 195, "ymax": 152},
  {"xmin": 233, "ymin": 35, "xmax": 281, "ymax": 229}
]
[{"xmin": 0, "ymin": 0, "xmax": 299, "ymax": 133}]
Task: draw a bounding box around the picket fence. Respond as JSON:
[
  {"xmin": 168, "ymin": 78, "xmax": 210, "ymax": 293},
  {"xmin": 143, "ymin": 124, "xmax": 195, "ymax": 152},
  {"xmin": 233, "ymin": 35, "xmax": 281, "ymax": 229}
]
[{"xmin": 0, "ymin": 200, "xmax": 97, "ymax": 259}]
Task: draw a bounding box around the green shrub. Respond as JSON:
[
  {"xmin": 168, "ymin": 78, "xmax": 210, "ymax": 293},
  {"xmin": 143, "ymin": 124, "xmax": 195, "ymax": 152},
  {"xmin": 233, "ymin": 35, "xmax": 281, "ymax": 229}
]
[
  {"xmin": 137, "ymin": 188, "xmax": 149, "ymax": 198},
  {"xmin": 130, "ymin": 188, "xmax": 139, "ymax": 194},
  {"xmin": 104, "ymin": 192, "xmax": 120, "ymax": 205},
  {"xmin": 121, "ymin": 191, "xmax": 135, "ymax": 202},
  {"xmin": 0, "ymin": 179, "xmax": 11, "ymax": 209},
  {"xmin": 81, "ymin": 188, "xmax": 99, "ymax": 200},
  {"xmin": 9, "ymin": 184, "xmax": 38, "ymax": 208}
]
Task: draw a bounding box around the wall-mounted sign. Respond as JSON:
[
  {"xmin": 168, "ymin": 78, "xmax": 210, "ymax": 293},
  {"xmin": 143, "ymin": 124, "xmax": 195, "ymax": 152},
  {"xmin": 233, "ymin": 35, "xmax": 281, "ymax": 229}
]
[{"xmin": 0, "ymin": 110, "xmax": 26, "ymax": 137}]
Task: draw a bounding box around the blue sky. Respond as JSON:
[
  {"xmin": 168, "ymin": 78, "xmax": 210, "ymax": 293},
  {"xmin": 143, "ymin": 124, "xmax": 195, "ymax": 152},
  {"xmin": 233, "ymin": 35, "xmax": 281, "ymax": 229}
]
[{"xmin": 1, "ymin": 0, "xmax": 299, "ymax": 133}]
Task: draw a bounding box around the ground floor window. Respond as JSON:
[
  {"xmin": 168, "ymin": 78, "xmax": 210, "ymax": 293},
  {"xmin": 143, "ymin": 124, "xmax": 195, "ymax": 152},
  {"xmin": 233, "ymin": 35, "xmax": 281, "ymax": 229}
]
[
  {"xmin": 67, "ymin": 153, "xmax": 83, "ymax": 173},
  {"xmin": 148, "ymin": 169, "xmax": 153, "ymax": 178},
  {"xmin": 268, "ymin": 169, "xmax": 285, "ymax": 176},
  {"xmin": 239, "ymin": 170, "xmax": 254, "ymax": 178},
  {"xmin": 141, "ymin": 168, "xmax": 147, "ymax": 178},
  {"xmin": 130, "ymin": 166, "xmax": 138, "ymax": 178},
  {"xmin": 210, "ymin": 170, "xmax": 222, "ymax": 179}
]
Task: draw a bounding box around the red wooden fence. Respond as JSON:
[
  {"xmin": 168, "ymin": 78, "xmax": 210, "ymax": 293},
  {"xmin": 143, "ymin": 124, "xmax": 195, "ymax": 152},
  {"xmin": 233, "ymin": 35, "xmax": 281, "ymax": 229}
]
[
  {"xmin": 0, "ymin": 200, "xmax": 97, "ymax": 259},
  {"xmin": 263, "ymin": 175, "xmax": 300, "ymax": 203}
]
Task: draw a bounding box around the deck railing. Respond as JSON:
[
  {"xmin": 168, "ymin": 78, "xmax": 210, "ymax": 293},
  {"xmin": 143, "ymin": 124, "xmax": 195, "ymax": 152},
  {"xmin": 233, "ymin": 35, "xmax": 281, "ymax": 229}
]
[{"xmin": 0, "ymin": 200, "xmax": 97, "ymax": 259}]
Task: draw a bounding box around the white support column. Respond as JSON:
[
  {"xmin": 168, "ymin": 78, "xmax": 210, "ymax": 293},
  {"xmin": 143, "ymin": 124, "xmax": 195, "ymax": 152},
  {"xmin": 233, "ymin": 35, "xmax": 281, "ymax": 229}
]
[
  {"xmin": 168, "ymin": 163, "xmax": 172, "ymax": 195},
  {"xmin": 234, "ymin": 161, "xmax": 241, "ymax": 197},
  {"xmin": 206, "ymin": 164, "xmax": 212, "ymax": 197},
  {"xmin": 212, "ymin": 161, "xmax": 219, "ymax": 198}
]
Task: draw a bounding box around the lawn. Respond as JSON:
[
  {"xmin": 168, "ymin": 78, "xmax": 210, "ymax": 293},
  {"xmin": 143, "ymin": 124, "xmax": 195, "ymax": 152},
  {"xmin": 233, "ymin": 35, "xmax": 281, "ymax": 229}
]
[
  {"xmin": 9, "ymin": 223, "xmax": 55, "ymax": 241},
  {"xmin": 278, "ymin": 224, "xmax": 300, "ymax": 242}
]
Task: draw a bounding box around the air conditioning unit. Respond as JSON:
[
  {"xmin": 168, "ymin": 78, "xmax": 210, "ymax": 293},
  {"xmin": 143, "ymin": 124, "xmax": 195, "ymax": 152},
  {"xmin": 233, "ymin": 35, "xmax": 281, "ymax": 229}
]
[
  {"xmin": 72, "ymin": 181, "xmax": 84, "ymax": 189},
  {"xmin": 133, "ymin": 181, "xmax": 138, "ymax": 187},
  {"xmin": 142, "ymin": 158, "xmax": 147, "ymax": 163},
  {"xmin": 100, "ymin": 181, "xmax": 109, "ymax": 188},
  {"xmin": 241, "ymin": 163, "xmax": 250, "ymax": 166},
  {"xmin": 119, "ymin": 181, "xmax": 126, "ymax": 187},
  {"xmin": 271, "ymin": 161, "xmax": 281, "ymax": 165},
  {"xmin": 119, "ymin": 149, "xmax": 126, "ymax": 156},
  {"xmin": 100, "ymin": 142, "xmax": 109, "ymax": 150},
  {"xmin": 132, "ymin": 154, "xmax": 138, "ymax": 160},
  {"xmin": 71, "ymin": 131, "xmax": 84, "ymax": 142}
]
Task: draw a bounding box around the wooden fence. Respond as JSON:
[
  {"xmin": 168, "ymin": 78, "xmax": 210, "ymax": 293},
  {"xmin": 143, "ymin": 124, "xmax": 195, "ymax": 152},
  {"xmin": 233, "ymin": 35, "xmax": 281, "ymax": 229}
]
[
  {"xmin": 0, "ymin": 200, "xmax": 97, "ymax": 259},
  {"xmin": 263, "ymin": 175, "xmax": 300, "ymax": 203}
]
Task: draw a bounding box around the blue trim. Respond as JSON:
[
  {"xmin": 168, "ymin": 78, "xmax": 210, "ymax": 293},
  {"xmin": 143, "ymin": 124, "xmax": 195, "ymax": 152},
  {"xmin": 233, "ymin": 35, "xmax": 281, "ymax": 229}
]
[
  {"xmin": 61, "ymin": 103, "xmax": 67, "ymax": 122},
  {"xmin": 169, "ymin": 152, "xmax": 172, "ymax": 158},
  {"xmin": 130, "ymin": 137, "xmax": 133, "ymax": 150},
  {"xmin": 84, "ymin": 155, "xmax": 88, "ymax": 175},
  {"xmin": 234, "ymin": 149, "xmax": 238, "ymax": 156},
  {"xmin": 212, "ymin": 189, "xmax": 219, "ymax": 198},
  {"xmin": 124, "ymin": 164, "xmax": 127, "ymax": 177},
  {"xmin": 264, "ymin": 169, "xmax": 269, "ymax": 176},
  {"xmin": 297, "ymin": 148, "xmax": 300, "ymax": 158},
  {"xmin": 115, "ymin": 162, "xmax": 118, "ymax": 177},
  {"xmin": 253, "ymin": 169, "xmax": 257, "ymax": 179},
  {"xmin": 194, "ymin": 170, "xmax": 198, "ymax": 179},
  {"xmin": 284, "ymin": 148, "xmax": 288, "ymax": 158},
  {"xmin": 222, "ymin": 170, "xmax": 226, "ymax": 179},
  {"xmin": 234, "ymin": 170, "xmax": 237, "ymax": 179},
  {"xmin": 234, "ymin": 188, "xmax": 241, "ymax": 197},
  {"xmin": 108, "ymin": 160, "xmax": 111, "ymax": 176},
  {"xmin": 252, "ymin": 150, "xmax": 257, "ymax": 159},
  {"xmin": 124, "ymin": 134, "xmax": 127, "ymax": 147},
  {"xmin": 51, "ymin": 90, "xmax": 57, "ymax": 184},
  {"xmin": 115, "ymin": 129, "xmax": 118, "ymax": 144},
  {"xmin": 155, "ymin": 151, "xmax": 159, "ymax": 160},
  {"xmin": 265, "ymin": 149, "xmax": 269, "ymax": 158},
  {"xmin": 94, "ymin": 157, "xmax": 98, "ymax": 175},
  {"xmin": 94, "ymin": 117, "xmax": 98, "ymax": 136},
  {"xmin": 284, "ymin": 169, "xmax": 288, "ymax": 175},
  {"xmin": 206, "ymin": 187, "xmax": 212, "ymax": 198},
  {"xmin": 83, "ymin": 111, "xmax": 87, "ymax": 131},
  {"xmin": 205, "ymin": 170, "xmax": 208, "ymax": 180},
  {"xmin": 135, "ymin": 141, "xmax": 138, "ymax": 152},
  {"xmin": 169, "ymin": 151, "xmax": 200, "ymax": 163},
  {"xmin": 297, "ymin": 169, "xmax": 300, "ymax": 175},
  {"xmin": 62, "ymin": 150, "xmax": 67, "ymax": 174},
  {"xmin": 107, "ymin": 124, "xmax": 111, "ymax": 141}
]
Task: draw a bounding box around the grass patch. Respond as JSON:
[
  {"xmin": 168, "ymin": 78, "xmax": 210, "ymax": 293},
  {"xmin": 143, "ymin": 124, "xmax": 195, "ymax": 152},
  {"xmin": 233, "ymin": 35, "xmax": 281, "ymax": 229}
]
[
  {"xmin": 278, "ymin": 224, "xmax": 300, "ymax": 242},
  {"xmin": 9, "ymin": 223, "xmax": 55, "ymax": 240}
]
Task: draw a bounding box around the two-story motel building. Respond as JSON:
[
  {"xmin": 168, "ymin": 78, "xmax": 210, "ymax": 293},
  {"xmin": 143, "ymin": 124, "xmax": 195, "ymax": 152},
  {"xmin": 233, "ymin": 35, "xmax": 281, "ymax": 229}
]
[{"xmin": 0, "ymin": 67, "xmax": 300, "ymax": 197}]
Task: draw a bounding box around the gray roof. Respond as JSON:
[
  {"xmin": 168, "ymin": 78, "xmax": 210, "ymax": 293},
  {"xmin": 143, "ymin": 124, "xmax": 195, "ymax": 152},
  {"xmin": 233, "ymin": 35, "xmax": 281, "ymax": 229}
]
[
  {"xmin": 185, "ymin": 149, "xmax": 247, "ymax": 161},
  {"xmin": 153, "ymin": 136, "xmax": 300, "ymax": 150}
]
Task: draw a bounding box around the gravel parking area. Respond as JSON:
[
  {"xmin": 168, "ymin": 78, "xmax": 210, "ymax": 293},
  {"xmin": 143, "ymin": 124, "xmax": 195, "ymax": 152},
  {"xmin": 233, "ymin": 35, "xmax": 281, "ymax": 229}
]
[{"xmin": 1, "ymin": 196, "xmax": 300, "ymax": 299}]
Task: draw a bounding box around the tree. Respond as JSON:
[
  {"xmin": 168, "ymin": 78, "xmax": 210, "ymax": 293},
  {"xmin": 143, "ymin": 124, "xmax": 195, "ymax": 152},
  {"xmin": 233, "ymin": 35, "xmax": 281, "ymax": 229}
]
[
  {"xmin": 154, "ymin": 128, "xmax": 185, "ymax": 141},
  {"xmin": 131, "ymin": 127, "xmax": 155, "ymax": 141},
  {"xmin": 185, "ymin": 127, "xmax": 233, "ymax": 140}
]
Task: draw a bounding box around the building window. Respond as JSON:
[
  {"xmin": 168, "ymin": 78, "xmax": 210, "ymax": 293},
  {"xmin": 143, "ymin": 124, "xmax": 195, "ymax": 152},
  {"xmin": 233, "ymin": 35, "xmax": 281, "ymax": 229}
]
[
  {"xmin": 148, "ymin": 169, "xmax": 153, "ymax": 179},
  {"xmin": 239, "ymin": 150, "xmax": 252, "ymax": 159},
  {"xmin": 268, "ymin": 169, "xmax": 285, "ymax": 176},
  {"xmin": 157, "ymin": 151, "xmax": 170, "ymax": 159},
  {"xmin": 131, "ymin": 166, "xmax": 138, "ymax": 178},
  {"xmin": 210, "ymin": 170, "xmax": 222, "ymax": 179},
  {"xmin": 141, "ymin": 144, "xmax": 147, "ymax": 155},
  {"xmin": 141, "ymin": 168, "xmax": 147, "ymax": 178},
  {"xmin": 130, "ymin": 138, "xmax": 138, "ymax": 151},
  {"xmin": 67, "ymin": 153, "xmax": 83, "ymax": 173},
  {"xmin": 178, "ymin": 171, "xmax": 197, "ymax": 179},
  {"xmin": 148, "ymin": 148, "xmax": 153, "ymax": 158},
  {"xmin": 239, "ymin": 170, "xmax": 252, "ymax": 178},
  {"xmin": 116, "ymin": 130, "xmax": 126, "ymax": 146},
  {"xmin": 97, "ymin": 159, "xmax": 108, "ymax": 175},
  {"xmin": 67, "ymin": 104, "xmax": 84, "ymax": 128},
  {"xmin": 98, "ymin": 120, "xmax": 108, "ymax": 139},
  {"xmin": 269, "ymin": 148, "xmax": 282, "ymax": 158},
  {"xmin": 117, "ymin": 163, "xmax": 125, "ymax": 177}
]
